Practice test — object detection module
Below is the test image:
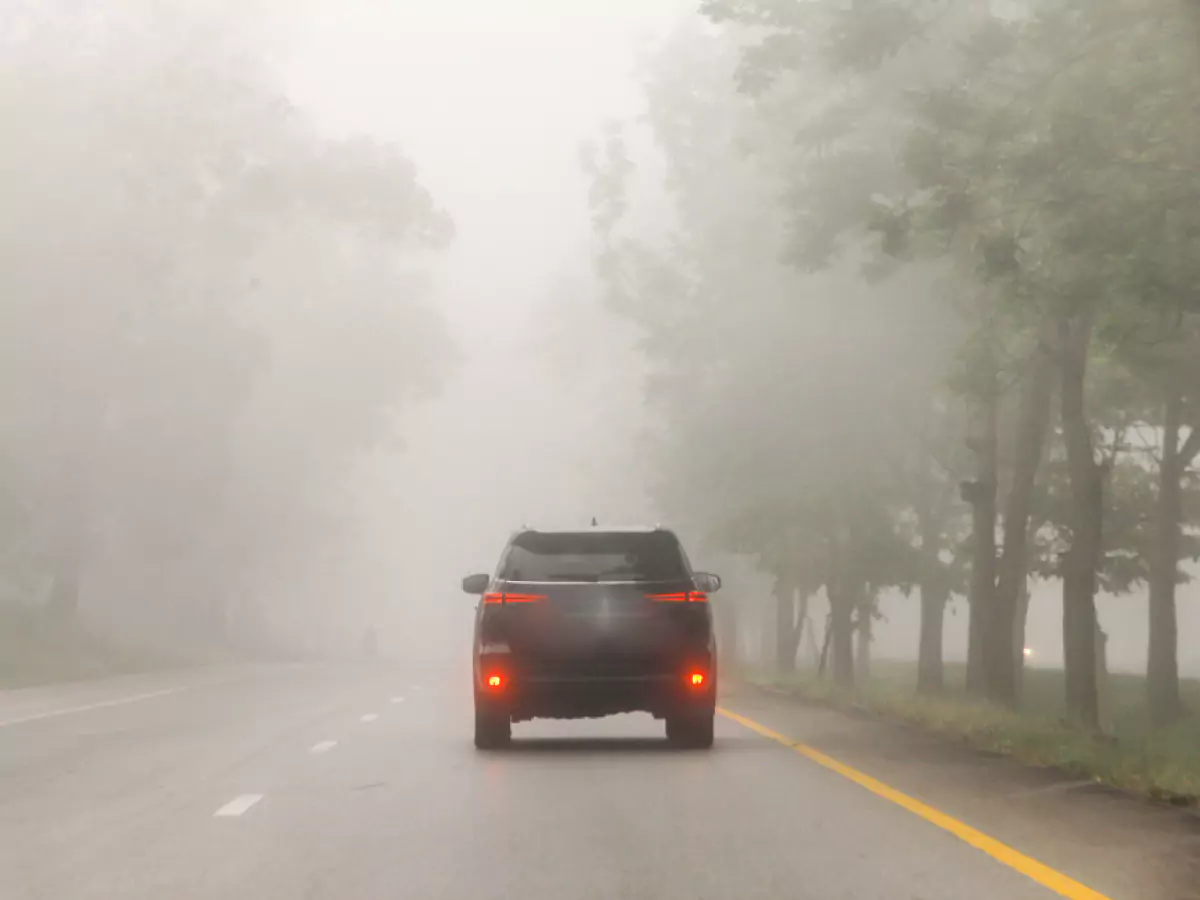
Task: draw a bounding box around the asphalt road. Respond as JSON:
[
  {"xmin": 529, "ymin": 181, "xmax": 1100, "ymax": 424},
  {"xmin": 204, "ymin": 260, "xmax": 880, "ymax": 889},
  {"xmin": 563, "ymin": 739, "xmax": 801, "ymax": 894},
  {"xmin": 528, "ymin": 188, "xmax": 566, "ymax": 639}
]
[{"xmin": 0, "ymin": 663, "xmax": 1139, "ymax": 900}]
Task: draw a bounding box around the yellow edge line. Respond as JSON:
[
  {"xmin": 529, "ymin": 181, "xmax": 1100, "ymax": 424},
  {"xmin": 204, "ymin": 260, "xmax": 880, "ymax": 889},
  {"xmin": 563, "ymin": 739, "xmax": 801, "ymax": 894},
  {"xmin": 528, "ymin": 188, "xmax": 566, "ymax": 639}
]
[{"xmin": 717, "ymin": 707, "xmax": 1113, "ymax": 900}]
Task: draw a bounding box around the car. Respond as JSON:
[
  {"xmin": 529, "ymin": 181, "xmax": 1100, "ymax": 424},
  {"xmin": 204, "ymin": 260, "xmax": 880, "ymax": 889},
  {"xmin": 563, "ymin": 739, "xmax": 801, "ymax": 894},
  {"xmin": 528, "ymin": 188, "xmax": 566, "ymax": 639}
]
[{"xmin": 461, "ymin": 525, "xmax": 721, "ymax": 750}]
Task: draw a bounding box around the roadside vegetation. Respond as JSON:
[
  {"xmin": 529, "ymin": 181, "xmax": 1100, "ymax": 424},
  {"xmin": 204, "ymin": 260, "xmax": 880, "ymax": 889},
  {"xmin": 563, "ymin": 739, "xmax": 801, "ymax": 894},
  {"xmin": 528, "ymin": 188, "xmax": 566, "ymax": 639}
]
[
  {"xmin": 0, "ymin": 607, "xmax": 171, "ymax": 689},
  {"xmin": 583, "ymin": 0, "xmax": 1200, "ymax": 793},
  {"xmin": 755, "ymin": 662, "xmax": 1200, "ymax": 804}
]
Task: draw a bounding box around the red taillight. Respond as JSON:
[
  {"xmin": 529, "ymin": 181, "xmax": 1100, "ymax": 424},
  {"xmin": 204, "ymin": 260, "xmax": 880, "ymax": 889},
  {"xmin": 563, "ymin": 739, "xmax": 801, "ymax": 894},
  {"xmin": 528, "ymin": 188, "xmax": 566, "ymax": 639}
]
[
  {"xmin": 646, "ymin": 591, "xmax": 707, "ymax": 603},
  {"xmin": 689, "ymin": 672, "xmax": 706, "ymax": 687},
  {"xmin": 483, "ymin": 592, "xmax": 546, "ymax": 605},
  {"xmin": 486, "ymin": 674, "xmax": 503, "ymax": 689}
]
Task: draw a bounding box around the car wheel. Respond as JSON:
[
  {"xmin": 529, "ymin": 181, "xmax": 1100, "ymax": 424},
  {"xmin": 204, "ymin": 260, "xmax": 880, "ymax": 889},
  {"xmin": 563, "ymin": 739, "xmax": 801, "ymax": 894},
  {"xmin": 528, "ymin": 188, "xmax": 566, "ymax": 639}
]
[
  {"xmin": 473, "ymin": 707, "xmax": 511, "ymax": 750},
  {"xmin": 666, "ymin": 710, "xmax": 714, "ymax": 749}
]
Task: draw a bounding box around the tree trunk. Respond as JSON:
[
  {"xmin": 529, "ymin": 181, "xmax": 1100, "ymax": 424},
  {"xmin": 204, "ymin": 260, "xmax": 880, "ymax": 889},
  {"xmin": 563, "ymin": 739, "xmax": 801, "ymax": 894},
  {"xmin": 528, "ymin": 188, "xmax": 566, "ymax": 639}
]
[
  {"xmin": 818, "ymin": 612, "xmax": 833, "ymax": 678},
  {"xmin": 1095, "ymin": 618, "xmax": 1110, "ymax": 732},
  {"xmin": 1147, "ymin": 390, "xmax": 1186, "ymax": 725},
  {"xmin": 963, "ymin": 383, "xmax": 998, "ymax": 697},
  {"xmin": 987, "ymin": 338, "xmax": 1055, "ymax": 708},
  {"xmin": 774, "ymin": 581, "xmax": 798, "ymax": 674},
  {"xmin": 1013, "ymin": 579, "xmax": 1031, "ymax": 702},
  {"xmin": 1059, "ymin": 313, "xmax": 1101, "ymax": 729},
  {"xmin": 914, "ymin": 500, "xmax": 946, "ymax": 695},
  {"xmin": 854, "ymin": 598, "xmax": 872, "ymax": 686},
  {"xmin": 829, "ymin": 584, "xmax": 855, "ymax": 688},
  {"xmin": 917, "ymin": 583, "xmax": 948, "ymax": 695},
  {"xmin": 795, "ymin": 591, "xmax": 810, "ymax": 667},
  {"xmin": 802, "ymin": 607, "xmax": 819, "ymax": 667}
]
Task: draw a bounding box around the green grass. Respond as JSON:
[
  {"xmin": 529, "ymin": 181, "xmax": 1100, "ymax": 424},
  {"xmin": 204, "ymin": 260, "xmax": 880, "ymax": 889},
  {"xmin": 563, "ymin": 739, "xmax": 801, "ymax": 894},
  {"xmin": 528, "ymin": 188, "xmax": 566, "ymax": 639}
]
[
  {"xmin": 0, "ymin": 606, "xmax": 171, "ymax": 689},
  {"xmin": 754, "ymin": 661, "xmax": 1200, "ymax": 805}
]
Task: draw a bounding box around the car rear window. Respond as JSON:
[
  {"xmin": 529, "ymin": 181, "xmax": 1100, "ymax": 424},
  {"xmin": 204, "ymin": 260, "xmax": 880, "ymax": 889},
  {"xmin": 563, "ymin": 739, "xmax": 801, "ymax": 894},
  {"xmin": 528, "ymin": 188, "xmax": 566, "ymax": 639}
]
[{"xmin": 500, "ymin": 531, "xmax": 688, "ymax": 583}]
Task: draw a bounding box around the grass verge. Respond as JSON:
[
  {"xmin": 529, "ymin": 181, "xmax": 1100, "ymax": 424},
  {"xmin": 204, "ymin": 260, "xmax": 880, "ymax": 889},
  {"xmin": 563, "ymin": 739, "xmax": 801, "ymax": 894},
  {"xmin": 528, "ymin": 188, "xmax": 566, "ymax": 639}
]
[
  {"xmin": 752, "ymin": 661, "xmax": 1200, "ymax": 807},
  {"xmin": 0, "ymin": 606, "xmax": 172, "ymax": 689}
]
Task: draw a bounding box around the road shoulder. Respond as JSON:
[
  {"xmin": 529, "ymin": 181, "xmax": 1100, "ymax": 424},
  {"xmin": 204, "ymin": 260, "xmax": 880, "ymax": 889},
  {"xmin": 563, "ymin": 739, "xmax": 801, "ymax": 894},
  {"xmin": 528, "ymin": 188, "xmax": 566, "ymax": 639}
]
[{"xmin": 721, "ymin": 683, "xmax": 1200, "ymax": 900}]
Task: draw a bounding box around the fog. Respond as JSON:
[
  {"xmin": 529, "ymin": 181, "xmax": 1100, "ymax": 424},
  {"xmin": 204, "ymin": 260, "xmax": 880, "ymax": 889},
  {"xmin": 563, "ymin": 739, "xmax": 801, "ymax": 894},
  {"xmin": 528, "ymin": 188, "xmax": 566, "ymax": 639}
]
[
  {"xmin": 275, "ymin": 0, "xmax": 681, "ymax": 660},
  {"xmin": 4, "ymin": 0, "xmax": 1199, "ymax": 706},
  {"xmin": 278, "ymin": 0, "xmax": 1200, "ymax": 678}
]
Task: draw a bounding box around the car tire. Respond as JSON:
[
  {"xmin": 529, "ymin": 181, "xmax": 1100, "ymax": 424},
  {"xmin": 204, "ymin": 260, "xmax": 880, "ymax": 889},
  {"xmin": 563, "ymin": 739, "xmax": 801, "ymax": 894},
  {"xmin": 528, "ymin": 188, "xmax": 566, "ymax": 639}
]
[
  {"xmin": 473, "ymin": 707, "xmax": 511, "ymax": 750},
  {"xmin": 666, "ymin": 710, "xmax": 714, "ymax": 749}
]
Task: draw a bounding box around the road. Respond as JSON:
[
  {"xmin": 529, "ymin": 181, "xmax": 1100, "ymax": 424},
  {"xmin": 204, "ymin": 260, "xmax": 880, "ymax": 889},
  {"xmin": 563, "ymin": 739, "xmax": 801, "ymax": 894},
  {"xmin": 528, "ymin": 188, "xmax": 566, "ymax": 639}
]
[{"xmin": 0, "ymin": 663, "xmax": 1180, "ymax": 899}]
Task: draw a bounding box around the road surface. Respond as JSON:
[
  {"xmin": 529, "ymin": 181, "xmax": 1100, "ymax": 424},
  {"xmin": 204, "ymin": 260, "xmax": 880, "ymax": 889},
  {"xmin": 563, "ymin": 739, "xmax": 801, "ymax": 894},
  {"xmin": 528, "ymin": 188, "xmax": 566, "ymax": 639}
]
[{"xmin": 0, "ymin": 664, "xmax": 1187, "ymax": 899}]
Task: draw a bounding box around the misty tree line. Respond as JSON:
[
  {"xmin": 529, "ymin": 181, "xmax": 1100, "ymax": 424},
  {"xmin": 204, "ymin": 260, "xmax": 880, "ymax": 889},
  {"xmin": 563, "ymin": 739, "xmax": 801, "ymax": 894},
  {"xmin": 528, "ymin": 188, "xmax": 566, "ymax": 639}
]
[
  {"xmin": 0, "ymin": 4, "xmax": 452, "ymax": 647},
  {"xmin": 584, "ymin": 0, "xmax": 1200, "ymax": 729}
]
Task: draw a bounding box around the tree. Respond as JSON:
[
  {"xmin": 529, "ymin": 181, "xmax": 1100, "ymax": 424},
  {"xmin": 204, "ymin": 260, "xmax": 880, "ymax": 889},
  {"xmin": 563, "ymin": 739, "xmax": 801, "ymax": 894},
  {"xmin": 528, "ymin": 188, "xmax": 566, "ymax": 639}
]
[
  {"xmin": 0, "ymin": 2, "xmax": 453, "ymax": 648},
  {"xmin": 584, "ymin": 18, "xmax": 942, "ymax": 686},
  {"xmin": 581, "ymin": 0, "xmax": 1200, "ymax": 731},
  {"xmin": 871, "ymin": 0, "xmax": 1200, "ymax": 724},
  {"xmin": 698, "ymin": 0, "xmax": 1009, "ymax": 695}
]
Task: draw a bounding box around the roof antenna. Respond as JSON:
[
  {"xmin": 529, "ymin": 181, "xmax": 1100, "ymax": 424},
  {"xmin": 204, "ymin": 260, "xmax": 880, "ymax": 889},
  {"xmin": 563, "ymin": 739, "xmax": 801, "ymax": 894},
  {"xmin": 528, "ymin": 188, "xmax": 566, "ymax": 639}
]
[{"xmin": 591, "ymin": 516, "xmax": 598, "ymax": 526}]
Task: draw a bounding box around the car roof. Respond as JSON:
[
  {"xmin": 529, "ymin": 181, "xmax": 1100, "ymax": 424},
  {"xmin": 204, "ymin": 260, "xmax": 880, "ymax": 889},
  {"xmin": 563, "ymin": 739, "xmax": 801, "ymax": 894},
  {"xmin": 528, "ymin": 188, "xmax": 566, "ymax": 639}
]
[{"xmin": 509, "ymin": 524, "xmax": 668, "ymax": 536}]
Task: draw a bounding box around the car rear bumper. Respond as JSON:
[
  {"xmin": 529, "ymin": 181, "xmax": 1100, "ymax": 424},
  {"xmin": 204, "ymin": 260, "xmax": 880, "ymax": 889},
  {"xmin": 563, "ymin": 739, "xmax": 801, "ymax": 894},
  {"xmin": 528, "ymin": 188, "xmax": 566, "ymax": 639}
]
[{"xmin": 477, "ymin": 672, "xmax": 716, "ymax": 722}]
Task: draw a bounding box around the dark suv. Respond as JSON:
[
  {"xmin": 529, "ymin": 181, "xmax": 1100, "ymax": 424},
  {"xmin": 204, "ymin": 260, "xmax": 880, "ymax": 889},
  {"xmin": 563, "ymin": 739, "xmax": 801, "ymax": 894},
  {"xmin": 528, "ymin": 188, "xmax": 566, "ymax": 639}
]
[{"xmin": 462, "ymin": 526, "xmax": 720, "ymax": 750}]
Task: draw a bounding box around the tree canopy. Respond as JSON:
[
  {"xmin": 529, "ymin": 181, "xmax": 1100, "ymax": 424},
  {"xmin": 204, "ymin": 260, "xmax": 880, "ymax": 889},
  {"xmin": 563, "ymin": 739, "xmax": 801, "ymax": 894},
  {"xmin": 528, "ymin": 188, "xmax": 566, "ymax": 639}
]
[
  {"xmin": 585, "ymin": 0, "xmax": 1200, "ymax": 727},
  {"xmin": 0, "ymin": 2, "xmax": 454, "ymax": 651}
]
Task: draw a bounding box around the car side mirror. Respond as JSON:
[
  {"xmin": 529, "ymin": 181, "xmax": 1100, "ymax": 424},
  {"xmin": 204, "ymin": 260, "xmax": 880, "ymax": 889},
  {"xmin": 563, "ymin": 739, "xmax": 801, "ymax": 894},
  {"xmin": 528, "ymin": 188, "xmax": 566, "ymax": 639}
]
[
  {"xmin": 695, "ymin": 572, "xmax": 721, "ymax": 593},
  {"xmin": 462, "ymin": 573, "xmax": 489, "ymax": 595}
]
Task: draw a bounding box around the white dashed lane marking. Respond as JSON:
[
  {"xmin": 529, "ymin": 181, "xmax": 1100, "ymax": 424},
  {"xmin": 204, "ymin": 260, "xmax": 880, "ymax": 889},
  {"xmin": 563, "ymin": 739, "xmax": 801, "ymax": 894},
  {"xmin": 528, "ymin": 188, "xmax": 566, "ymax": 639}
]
[
  {"xmin": 214, "ymin": 794, "xmax": 264, "ymax": 817},
  {"xmin": 360, "ymin": 713, "xmax": 379, "ymax": 723},
  {"xmin": 390, "ymin": 696, "xmax": 404, "ymax": 704},
  {"xmin": 310, "ymin": 740, "xmax": 337, "ymax": 754},
  {"xmin": 0, "ymin": 686, "xmax": 190, "ymax": 728}
]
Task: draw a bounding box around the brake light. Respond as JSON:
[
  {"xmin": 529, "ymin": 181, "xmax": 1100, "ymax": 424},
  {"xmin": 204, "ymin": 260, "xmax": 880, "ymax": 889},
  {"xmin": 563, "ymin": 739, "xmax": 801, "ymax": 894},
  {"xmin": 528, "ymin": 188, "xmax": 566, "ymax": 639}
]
[
  {"xmin": 646, "ymin": 591, "xmax": 707, "ymax": 603},
  {"xmin": 483, "ymin": 592, "xmax": 546, "ymax": 604},
  {"xmin": 486, "ymin": 674, "xmax": 503, "ymax": 689},
  {"xmin": 689, "ymin": 672, "xmax": 706, "ymax": 687}
]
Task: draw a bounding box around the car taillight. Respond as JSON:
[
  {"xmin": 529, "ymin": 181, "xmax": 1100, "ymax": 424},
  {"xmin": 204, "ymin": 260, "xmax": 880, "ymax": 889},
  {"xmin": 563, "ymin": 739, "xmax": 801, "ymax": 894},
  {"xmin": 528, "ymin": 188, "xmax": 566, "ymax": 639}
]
[
  {"xmin": 689, "ymin": 672, "xmax": 706, "ymax": 687},
  {"xmin": 646, "ymin": 591, "xmax": 708, "ymax": 603},
  {"xmin": 483, "ymin": 592, "xmax": 546, "ymax": 605},
  {"xmin": 486, "ymin": 674, "xmax": 504, "ymax": 689}
]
